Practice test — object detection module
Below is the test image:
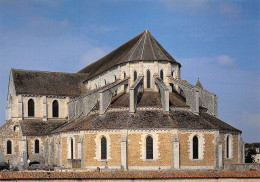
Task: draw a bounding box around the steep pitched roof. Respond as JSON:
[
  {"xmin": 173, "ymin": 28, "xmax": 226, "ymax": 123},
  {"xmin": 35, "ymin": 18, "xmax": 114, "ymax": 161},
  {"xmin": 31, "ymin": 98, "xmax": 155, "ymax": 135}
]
[
  {"xmin": 78, "ymin": 30, "xmax": 179, "ymax": 80},
  {"xmin": 12, "ymin": 69, "xmax": 88, "ymax": 97}
]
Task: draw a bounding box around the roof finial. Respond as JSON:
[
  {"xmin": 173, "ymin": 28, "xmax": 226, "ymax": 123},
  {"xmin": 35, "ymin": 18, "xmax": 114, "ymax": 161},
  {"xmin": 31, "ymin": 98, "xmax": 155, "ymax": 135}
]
[{"xmin": 196, "ymin": 78, "xmax": 203, "ymax": 89}]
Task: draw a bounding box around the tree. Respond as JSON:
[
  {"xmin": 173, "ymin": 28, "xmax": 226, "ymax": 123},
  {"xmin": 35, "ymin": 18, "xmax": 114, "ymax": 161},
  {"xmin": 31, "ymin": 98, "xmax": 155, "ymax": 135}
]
[{"xmin": 245, "ymin": 148, "xmax": 256, "ymax": 163}]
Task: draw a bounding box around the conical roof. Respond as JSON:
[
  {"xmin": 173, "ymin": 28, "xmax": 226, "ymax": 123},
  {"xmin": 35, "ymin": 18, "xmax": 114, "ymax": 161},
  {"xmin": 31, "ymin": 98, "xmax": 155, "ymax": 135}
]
[
  {"xmin": 195, "ymin": 78, "xmax": 203, "ymax": 89},
  {"xmin": 78, "ymin": 30, "xmax": 179, "ymax": 79}
]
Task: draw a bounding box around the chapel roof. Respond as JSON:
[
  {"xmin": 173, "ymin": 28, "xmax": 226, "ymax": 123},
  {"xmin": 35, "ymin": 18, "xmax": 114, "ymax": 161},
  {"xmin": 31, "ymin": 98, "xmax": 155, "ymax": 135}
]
[
  {"xmin": 20, "ymin": 119, "xmax": 67, "ymax": 136},
  {"xmin": 12, "ymin": 69, "xmax": 88, "ymax": 97},
  {"xmin": 51, "ymin": 110, "xmax": 241, "ymax": 134},
  {"xmin": 78, "ymin": 30, "xmax": 180, "ymax": 80}
]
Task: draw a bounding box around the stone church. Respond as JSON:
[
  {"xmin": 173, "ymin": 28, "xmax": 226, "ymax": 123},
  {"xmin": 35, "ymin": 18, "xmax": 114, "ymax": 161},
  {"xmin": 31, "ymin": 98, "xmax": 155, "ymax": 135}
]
[{"xmin": 0, "ymin": 30, "xmax": 244, "ymax": 171}]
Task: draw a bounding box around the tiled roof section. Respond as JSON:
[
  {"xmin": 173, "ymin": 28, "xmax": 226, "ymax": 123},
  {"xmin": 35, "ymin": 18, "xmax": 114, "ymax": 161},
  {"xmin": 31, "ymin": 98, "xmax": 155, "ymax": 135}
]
[
  {"xmin": 137, "ymin": 92, "xmax": 161, "ymax": 107},
  {"xmin": 195, "ymin": 78, "xmax": 203, "ymax": 89},
  {"xmin": 78, "ymin": 30, "xmax": 179, "ymax": 80},
  {"xmin": 20, "ymin": 119, "xmax": 67, "ymax": 136},
  {"xmin": 169, "ymin": 90, "xmax": 189, "ymax": 107},
  {"xmin": 0, "ymin": 171, "xmax": 259, "ymax": 180},
  {"xmin": 109, "ymin": 91, "xmax": 188, "ymax": 109},
  {"xmin": 52, "ymin": 110, "xmax": 241, "ymax": 133},
  {"xmin": 12, "ymin": 69, "xmax": 88, "ymax": 97}
]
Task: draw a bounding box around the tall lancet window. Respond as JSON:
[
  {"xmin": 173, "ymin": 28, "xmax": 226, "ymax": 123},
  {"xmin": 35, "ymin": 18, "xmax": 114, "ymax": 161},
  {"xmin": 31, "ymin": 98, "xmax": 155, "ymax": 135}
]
[
  {"xmin": 146, "ymin": 136, "xmax": 153, "ymax": 159},
  {"xmin": 123, "ymin": 72, "xmax": 126, "ymax": 79},
  {"xmin": 101, "ymin": 137, "xmax": 107, "ymax": 160},
  {"xmin": 147, "ymin": 70, "xmax": 151, "ymax": 88},
  {"xmin": 226, "ymin": 136, "xmax": 230, "ymax": 158},
  {"xmin": 7, "ymin": 140, "xmax": 12, "ymax": 154},
  {"xmin": 35, "ymin": 139, "xmax": 39, "ymax": 154},
  {"xmin": 193, "ymin": 136, "xmax": 199, "ymax": 159},
  {"xmin": 52, "ymin": 100, "xmax": 59, "ymax": 118},
  {"xmin": 71, "ymin": 138, "xmax": 74, "ymax": 159},
  {"xmin": 134, "ymin": 71, "xmax": 137, "ymax": 81},
  {"xmin": 28, "ymin": 99, "xmax": 35, "ymax": 117},
  {"xmin": 160, "ymin": 70, "xmax": 164, "ymax": 81}
]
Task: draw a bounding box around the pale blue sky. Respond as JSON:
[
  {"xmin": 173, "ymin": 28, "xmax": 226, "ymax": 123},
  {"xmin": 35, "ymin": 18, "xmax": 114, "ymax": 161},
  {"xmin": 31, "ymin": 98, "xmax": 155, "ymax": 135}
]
[{"xmin": 0, "ymin": 0, "xmax": 259, "ymax": 142}]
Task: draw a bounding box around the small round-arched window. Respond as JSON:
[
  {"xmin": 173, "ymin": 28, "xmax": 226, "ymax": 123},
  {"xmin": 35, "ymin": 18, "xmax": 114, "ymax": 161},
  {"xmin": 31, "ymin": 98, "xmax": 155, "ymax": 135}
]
[
  {"xmin": 52, "ymin": 100, "xmax": 59, "ymax": 118},
  {"xmin": 160, "ymin": 70, "xmax": 164, "ymax": 81},
  {"xmin": 193, "ymin": 136, "xmax": 199, "ymax": 159},
  {"xmin": 134, "ymin": 71, "xmax": 137, "ymax": 81}
]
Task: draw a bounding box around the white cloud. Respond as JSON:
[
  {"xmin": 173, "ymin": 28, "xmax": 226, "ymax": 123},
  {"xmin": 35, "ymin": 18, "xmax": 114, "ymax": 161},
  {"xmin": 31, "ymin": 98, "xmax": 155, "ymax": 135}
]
[
  {"xmin": 80, "ymin": 47, "xmax": 110, "ymax": 68},
  {"xmin": 218, "ymin": 3, "xmax": 241, "ymax": 18},
  {"xmin": 159, "ymin": 0, "xmax": 209, "ymax": 10},
  {"xmin": 157, "ymin": 0, "xmax": 241, "ymax": 17},
  {"xmin": 217, "ymin": 55, "xmax": 236, "ymax": 68}
]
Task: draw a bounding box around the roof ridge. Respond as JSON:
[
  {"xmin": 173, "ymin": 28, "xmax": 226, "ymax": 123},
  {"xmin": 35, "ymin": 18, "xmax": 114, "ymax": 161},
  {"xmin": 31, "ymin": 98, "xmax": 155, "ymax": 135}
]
[
  {"xmin": 126, "ymin": 31, "xmax": 146, "ymax": 62},
  {"xmin": 147, "ymin": 31, "xmax": 156, "ymax": 59},
  {"xmin": 11, "ymin": 68, "xmax": 87, "ymax": 76},
  {"xmin": 140, "ymin": 30, "xmax": 148, "ymax": 59}
]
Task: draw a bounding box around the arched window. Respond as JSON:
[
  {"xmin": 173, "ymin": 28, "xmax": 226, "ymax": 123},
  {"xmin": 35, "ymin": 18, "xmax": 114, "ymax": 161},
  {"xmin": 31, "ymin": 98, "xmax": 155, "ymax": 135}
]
[
  {"xmin": 7, "ymin": 140, "xmax": 12, "ymax": 154},
  {"xmin": 226, "ymin": 136, "xmax": 230, "ymax": 158},
  {"xmin": 114, "ymin": 75, "xmax": 117, "ymax": 82},
  {"xmin": 146, "ymin": 136, "xmax": 153, "ymax": 159},
  {"xmin": 71, "ymin": 138, "xmax": 74, "ymax": 159},
  {"xmin": 95, "ymin": 84, "xmax": 98, "ymax": 89},
  {"xmin": 52, "ymin": 100, "xmax": 59, "ymax": 118},
  {"xmin": 101, "ymin": 137, "xmax": 107, "ymax": 160},
  {"xmin": 13, "ymin": 125, "xmax": 18, "ymax": 132},
  {"xmin": 134, "ymin": 71, "xmax": 137, "ymax": 81},
  {"xmin": 104, "ymin": 79, "xmax": 107, "ymax": 85},
  {"xmin": 28, "ymin": 99, "xmax": 35, "ymax": 117},
  {"xmin": 193, "ymin": 136, "xmax": 199, "ymax": 159},
  {"xmin": 147, "ymin": 70, "xmax": 151, "ymax": 88},
  {"xmin": 123, "ymin": 72, "xmax": 126, "ymax": 79},
  {"xmin": 35, "ymin": 139, "xmax": 39, "ymax": 154},
  {"xmin": 160, "ymin": 70, "xmax": 164, "ymax": 81},
  {"xmin": 171, "ymin": 71, "xmax": 174, "ymax": 77}
]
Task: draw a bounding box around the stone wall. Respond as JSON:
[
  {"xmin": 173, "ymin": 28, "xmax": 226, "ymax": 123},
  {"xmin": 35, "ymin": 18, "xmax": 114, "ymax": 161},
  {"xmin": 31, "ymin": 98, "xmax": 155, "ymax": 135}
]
[
  {"xmin": 127, "ymin": 131, "xmax": 172, "ymax": 170},
  {"xmin": 220, "ymin": 133, "xmax": 239, "ymax": 164},
  {"xmin": 0, "ymin": 119, "xmax": 21, "ymax": 167},
  {"xmin": 178, "ymin": 130, "xmax": 215, "ymax": 169},
  {"xmin": 27, "ymin": 136, "xmax": 47, "ymax": 164}
]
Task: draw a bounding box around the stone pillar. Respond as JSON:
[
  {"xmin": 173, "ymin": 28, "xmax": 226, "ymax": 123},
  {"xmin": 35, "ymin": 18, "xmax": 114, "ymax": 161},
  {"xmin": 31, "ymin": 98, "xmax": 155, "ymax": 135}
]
[
  {"xmin": 172, "ymin": 134, "xmax": 180, "ymax": 169},
  {"xmin": 166, "ymin": 62, "xmax": 172, "ymax": 90},
  {"xmin": 218, "ymin": 143, "xmax": 223, "ymax": 169},
  {"xmin": 194, "ymin": 89, "xmax": 200, "ymax": 115},
  {"xmin": 129, "ymin": 88, "xmax": 135, "ymax": 113},
  {"xmin": 165, "ymin": 89, "xmax": 169, "ymax": 112},
  {"xmin": 154, "ymin": 61, "xmax": 159, "ymax": 76},
  {"xmin": 153, "ymin": 61, "xmax": 159, "ymax": 91},
  {"xmin": 80, "ymin": 132, "xmax": 85, "ymax": 168},
  {"xmin": 19, "ymin": 137, "xmax": 28, "ymax": 169},
  {"xmin": 121, "ymin": 130, "xmax": 128, "ymax": 170},
  {"xmin": 43, "ymin": 96, "xmax": 47, "ymax": 121},
  {"xmin": 139, "ymin": 61, "xmax": 144, "ymax": 76},
  {"xmin": 18, "ymin": 95, "xmax": 23, "ymax": 120}
]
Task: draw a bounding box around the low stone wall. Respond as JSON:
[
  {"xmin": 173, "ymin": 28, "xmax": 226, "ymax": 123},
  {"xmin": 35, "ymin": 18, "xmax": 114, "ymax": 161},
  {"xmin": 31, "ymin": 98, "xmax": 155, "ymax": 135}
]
[
  {"xmin": 0, "ymin": 171, "xmax": 259, "ymax": 181},
  {"xmin": 224, "ymin": 163, "xmax": 260, "ymax": 171}
]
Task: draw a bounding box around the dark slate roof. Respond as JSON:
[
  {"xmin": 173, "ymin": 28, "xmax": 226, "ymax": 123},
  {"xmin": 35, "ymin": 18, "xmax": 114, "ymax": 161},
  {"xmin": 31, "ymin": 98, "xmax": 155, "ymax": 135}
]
[
  {"xmin": 78, "ymin": 30, "xmax": 180, "ymax": 80},
  {"xmin": 12, "ymin": 69, "xmax": 88, "ymax": 97},
  {"xmin": 20, "ymin": 119, "xmax": 67, "ymax": 136},
  {"xmin": 52, "ymin": 110, "xmax": 241, "ymax": 133}
]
